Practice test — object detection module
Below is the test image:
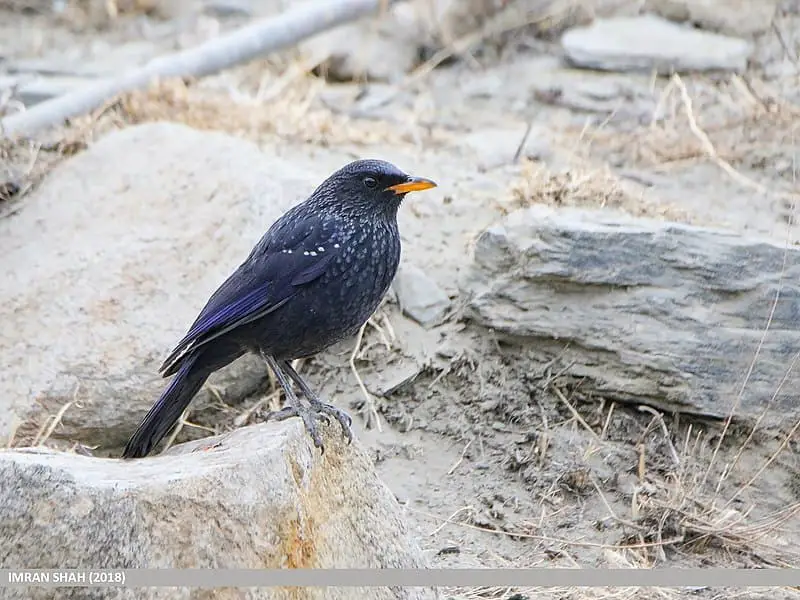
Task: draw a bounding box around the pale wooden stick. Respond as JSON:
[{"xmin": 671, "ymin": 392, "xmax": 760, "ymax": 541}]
[{"xmin": 1, "ymin": 0, "xmax": 396, "ymax": 139}]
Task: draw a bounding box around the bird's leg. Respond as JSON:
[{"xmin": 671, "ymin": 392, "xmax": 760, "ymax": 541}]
[
  {"xmin": 260, "ymin": 351, "xmax": 329, "ymax": 451},
  {"xmin": 281, "ymin": 360, "xmax": 353, "ymax": 444}
]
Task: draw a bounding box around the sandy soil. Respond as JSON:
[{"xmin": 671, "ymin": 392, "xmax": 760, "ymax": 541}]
[{"xmin": 2, "ymin": 2, "xmax": 800, "ymax": 599}]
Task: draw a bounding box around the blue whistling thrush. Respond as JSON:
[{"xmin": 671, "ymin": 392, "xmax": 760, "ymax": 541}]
[{"xmin": 122, "ymin": 159, "xmax": 437, "ymax": 458}]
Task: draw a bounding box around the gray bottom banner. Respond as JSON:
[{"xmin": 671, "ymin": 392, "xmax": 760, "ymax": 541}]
[{"xmin": 1, "ymin": 569, "xmax": 800, "ymax": 588}]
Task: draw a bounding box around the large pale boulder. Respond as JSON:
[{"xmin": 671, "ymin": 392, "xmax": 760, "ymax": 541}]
[{"xmin": 0, "ymin": 421, "xmax": 437, "ymax": 599}]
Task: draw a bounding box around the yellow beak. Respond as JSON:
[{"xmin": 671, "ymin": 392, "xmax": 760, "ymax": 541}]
[{"xmin": 385, "ymin": 176, "xmax": 437, "ymax": 195}]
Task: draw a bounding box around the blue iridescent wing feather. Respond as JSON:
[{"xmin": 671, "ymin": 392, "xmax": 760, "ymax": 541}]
[{"xmin": 159, "ymin": 212, "xmax": 338, "ymax": 376}]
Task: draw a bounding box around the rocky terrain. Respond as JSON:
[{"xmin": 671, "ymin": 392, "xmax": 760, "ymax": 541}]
[{"xmin": 2, "ymin": 0, "xmax": 800, "ymax": 599}]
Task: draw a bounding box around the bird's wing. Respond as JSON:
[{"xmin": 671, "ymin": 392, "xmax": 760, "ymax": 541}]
[{"xmin": 159, "ymin": 212, "xmax": 338, "ymax": 376}]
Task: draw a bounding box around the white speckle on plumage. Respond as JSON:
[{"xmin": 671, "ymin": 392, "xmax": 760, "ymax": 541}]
[
  {"xmin": 317, "ymin": 246, "xmax": 325, "ymax": 252},
  {"xmin": 303, "ymin": 251, "xmax": 309, "ymax": 256},
  {"xmin": 310, "ymin": 251, "xmax": 317, "ymax": 256},
  {"xmin": 334, "ymin": 243, "xmax": 340, "ymax": 249}
]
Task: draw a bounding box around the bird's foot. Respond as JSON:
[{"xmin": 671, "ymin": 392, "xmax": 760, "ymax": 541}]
[
  {"xmin": 310, "ymin": 399, "xmax": 353, "ymax": 445},
  {"xmin": 266, "ymin": 401, "xmax": 353, "ymax": 452}
]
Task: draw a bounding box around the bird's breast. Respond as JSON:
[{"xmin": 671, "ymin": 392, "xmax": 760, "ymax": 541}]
[
  {"xmin": 258, "ymin": 221, "xmax": 401, "ymax": 359},
  {"xmin": 326, "ymin": 222, "xmax": 401, "ymax": 307}
]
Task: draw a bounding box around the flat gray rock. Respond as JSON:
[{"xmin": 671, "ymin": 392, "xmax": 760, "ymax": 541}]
[
  {"xmin": 561, "ymin": 14, "xmax": 753, "ymax": 74},
  {"xmin": 0, "ymin": 421, "xmax": 437, "ymax": 600},
  {"xmin": 392, "ymin": 263, "xmax": 451, "ymax": 326},
  {"xmin": 460, "ymin": 205, "xmax": 800, "ymax": 426},
  {"xmin": 0, "ymin": 123, "xmax": 352, "ymax": 451}
]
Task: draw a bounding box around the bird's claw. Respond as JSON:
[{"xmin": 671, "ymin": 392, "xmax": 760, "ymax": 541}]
[
  {"xmin": 265, "ymin": 401, "xmax": 353, "ymax": 451},
  {"xmin": 310, "ymin": 400, "xmax": 354, "ymax": 445}
]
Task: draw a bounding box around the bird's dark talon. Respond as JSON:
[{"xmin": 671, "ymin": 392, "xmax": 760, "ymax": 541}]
[
  {"xmin": 309, "ymin": 400, "xmax": 354, "ymax": 443},
  {"xmin": 261, "ymin": 399, "xmax": 342, "ymax": 453}
]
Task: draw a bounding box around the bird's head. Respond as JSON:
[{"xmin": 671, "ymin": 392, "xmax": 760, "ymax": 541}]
[{"xmin": 312, "ymin": 159, "xmax": 437, "ymax": 219}]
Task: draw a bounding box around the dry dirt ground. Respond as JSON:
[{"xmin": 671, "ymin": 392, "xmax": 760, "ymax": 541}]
[{"xmin": 3, "ymin": 2, "xmax": 800, "ymax": 600}]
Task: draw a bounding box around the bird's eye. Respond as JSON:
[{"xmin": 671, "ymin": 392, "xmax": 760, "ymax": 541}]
[{"xmin": 363, "ymin": 177, "xmax": 378, "ymax": 189}]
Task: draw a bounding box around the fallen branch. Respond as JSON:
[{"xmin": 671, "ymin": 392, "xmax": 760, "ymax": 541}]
[{"xmin": 1, "ymin": 0, "xmax": 396, "ymax": 139}]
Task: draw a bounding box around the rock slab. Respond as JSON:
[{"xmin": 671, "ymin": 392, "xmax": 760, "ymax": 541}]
[
  {"xmin": 461, "ymin": 205, "xmax": 800, "ymax": 426},
  {"xmin": 0, "ymin": 421, "xmax": 437, "ymax": 600},
  {"xmin": 0, "ymin": 123, "xmax": 351, "ymax": 450},
  {"xmin": 561, "ymin": 14, "xmax": 753, "ymax": 74}
]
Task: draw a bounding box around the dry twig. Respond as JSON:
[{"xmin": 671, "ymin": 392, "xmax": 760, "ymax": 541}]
[{"xmin": 350, "ymin": 321, "xmax": 383, "ymax": 433}]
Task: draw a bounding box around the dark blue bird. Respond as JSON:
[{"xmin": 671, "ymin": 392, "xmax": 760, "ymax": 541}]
[{"xmin": 122, "ymin": 159, "xmax": 437, "ymax": 459}]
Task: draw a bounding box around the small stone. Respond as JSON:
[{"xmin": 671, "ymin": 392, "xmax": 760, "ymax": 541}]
[
  {"xmin": 392, "ymin": 264, "xmax": 451, "ymax": 326},
  {"xmin": 377, "ymin": 362, "xmax": 424, "ymax": 397},
  {"xmin": 561, "ymin": 14, "xmax": 753, "ymax": 74}
]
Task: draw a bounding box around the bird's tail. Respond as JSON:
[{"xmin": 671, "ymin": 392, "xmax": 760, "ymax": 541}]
[{"xmin": 122, "ymin": 353, "xmax": 210, "ymax": 459}]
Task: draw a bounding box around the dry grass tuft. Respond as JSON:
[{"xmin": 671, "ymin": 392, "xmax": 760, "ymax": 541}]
[
  {"xmin": 622, "ymin": 433, "xmax": 800, "ymax": 569},
  {"xmin": 571, "ymin": 72, "xmax": 800, "ymax": 205},
  {"xmin": 110, "ymin": 72, "xmax": 444, "ymax": 148},
  {"xmin": 448, "ymin": 586, "xmax": 683, "ymax": 600},
  {"xmin": 0, "ymin": 95, "xmax": 96, "ymax": 212},
  {"xmin": 507, "ymin": 158, "xmax": 693, "ymax": 222},
  {"xmin": 0, "ymin": 135, "xmax": 84, "ymax": 214}
]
